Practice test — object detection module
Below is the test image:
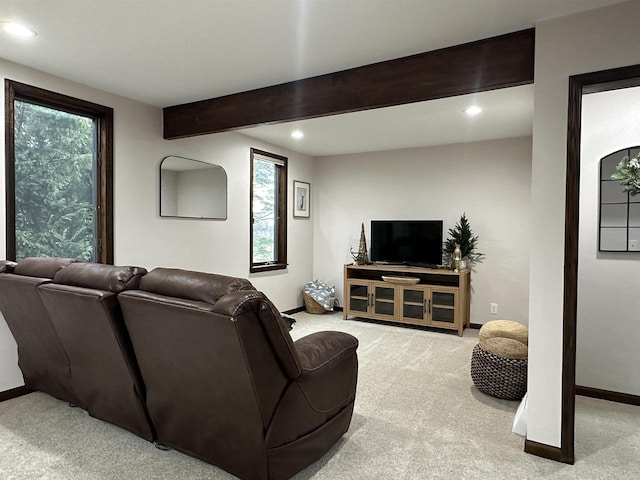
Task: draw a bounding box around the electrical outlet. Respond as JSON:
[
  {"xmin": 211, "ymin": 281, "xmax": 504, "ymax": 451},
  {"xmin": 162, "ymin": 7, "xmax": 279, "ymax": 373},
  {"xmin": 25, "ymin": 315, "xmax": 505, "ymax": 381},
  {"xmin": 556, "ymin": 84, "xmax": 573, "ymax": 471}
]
[{"xmin": 490, "ymin": 303, "xmax": 498, "ymax": 315}]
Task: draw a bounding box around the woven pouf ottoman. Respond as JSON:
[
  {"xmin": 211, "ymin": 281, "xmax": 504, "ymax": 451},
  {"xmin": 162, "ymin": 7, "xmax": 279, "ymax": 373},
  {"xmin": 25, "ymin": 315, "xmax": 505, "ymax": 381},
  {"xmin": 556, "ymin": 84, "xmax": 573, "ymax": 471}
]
[
  {"xmin": 470, "ymin": 337, "xmax": 528, "ymax": 400},
  {"xmin": 479, "ymin": 319, "xmax": 529, "ymax": 345}
]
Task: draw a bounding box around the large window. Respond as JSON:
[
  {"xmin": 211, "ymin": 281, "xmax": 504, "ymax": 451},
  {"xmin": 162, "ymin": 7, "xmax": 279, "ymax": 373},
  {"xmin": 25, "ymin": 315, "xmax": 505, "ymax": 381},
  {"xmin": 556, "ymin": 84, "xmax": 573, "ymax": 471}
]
[
  {"xmin": 250, "ymin": 148, "xmax": 287, "ymax": 272},
  {"xmin": 5, "ymin": 80, "xmax": 113, "ymax": 263}
]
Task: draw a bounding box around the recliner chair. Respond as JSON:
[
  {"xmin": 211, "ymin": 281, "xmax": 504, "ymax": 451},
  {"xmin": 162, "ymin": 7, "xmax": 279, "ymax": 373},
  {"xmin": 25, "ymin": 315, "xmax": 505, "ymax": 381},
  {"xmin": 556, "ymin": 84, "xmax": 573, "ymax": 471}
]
[
  {"xmin": 0, "ymin": 257, "xmax": 79, "ymax": 404},
  {"xmin": 37, "ymin": 262, "xmax": 155, "ymax": 441},
  {"xmin": 119, "ymin": 267, "xmax": 359, "ymax": 480}
]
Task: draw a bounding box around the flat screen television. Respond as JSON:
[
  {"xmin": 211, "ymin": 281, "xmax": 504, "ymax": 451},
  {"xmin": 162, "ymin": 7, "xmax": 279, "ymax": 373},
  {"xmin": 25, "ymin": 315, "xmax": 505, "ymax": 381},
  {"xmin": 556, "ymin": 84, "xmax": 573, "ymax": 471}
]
[{"xmin": 370, "ymin": 220, "xmax": 443, "ymax": 267}]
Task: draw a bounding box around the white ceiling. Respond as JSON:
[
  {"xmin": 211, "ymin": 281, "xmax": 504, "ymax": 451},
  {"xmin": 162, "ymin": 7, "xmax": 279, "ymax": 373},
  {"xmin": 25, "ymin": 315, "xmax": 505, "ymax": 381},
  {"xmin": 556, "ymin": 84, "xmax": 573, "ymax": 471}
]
[
  {"xmin": 237, "ymin": 85, "xmax": 534, "ymax": 156},
  {"xmin": 0, "ymin": 0, "xmax": 627, "ymax": 155}
]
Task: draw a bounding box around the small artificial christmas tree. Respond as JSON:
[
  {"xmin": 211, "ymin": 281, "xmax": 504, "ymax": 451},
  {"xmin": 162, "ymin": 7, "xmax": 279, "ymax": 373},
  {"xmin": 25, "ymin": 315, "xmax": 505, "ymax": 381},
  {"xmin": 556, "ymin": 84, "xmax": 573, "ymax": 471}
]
[
  {"xmin": 444, "ymin": 213, "xmax": 482, "ymax": 266},
  {"xmin": 350, "ymin": 222, "xmax": 369, "ymax": 265}
]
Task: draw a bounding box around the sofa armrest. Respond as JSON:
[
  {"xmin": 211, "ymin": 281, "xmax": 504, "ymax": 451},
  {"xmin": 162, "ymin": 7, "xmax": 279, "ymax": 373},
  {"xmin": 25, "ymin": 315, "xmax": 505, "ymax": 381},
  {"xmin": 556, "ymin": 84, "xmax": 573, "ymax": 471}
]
[
  {"xmin": 293, "ymin": 331, "xmax": 358, "ymax": 413},
  {"xmin": 213, "ymin": 290, "xmax": 303, "ymax": 379},
  {"xmin": 295, "ymin": 331, "xmax": 358, "ymax": 373},
  {"xmin": 0, "ymin": 261, "xmax": 17, "ymax": 273}
]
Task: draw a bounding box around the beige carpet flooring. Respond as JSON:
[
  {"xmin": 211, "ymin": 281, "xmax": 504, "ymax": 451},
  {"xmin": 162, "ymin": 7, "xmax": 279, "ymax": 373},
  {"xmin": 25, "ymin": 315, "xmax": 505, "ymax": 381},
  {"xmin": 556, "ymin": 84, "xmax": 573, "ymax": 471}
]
[{"xmin": 0, "ymin": 311, "xmax": 638, "ymax": 479}]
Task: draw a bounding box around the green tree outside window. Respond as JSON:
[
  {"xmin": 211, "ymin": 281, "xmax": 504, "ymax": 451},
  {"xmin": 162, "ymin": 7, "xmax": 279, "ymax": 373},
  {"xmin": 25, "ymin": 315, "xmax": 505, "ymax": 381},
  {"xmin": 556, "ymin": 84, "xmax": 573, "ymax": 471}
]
[{"xmin": 14, "ymin": 100, "xmax": 96, "ymax": 261}]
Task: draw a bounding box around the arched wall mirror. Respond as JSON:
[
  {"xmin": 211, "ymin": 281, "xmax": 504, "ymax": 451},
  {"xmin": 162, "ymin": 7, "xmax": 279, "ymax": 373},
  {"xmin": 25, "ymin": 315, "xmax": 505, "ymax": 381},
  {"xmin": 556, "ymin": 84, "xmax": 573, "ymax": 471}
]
[
  {"xmin": 599, "ymin": 146, "xmax": 640, "ymax": 251},
  {"xmin": 159, "ymin": 155, "xmax": 227, "ymax": 219}
]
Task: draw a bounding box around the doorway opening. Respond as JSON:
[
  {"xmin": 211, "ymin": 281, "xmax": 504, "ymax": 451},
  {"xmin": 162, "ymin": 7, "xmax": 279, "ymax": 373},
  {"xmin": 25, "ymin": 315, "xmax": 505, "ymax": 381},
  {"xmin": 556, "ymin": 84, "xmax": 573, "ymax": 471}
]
[{"xmin": 563, "ymin": 63, "xmax": 640, "ymax": 463}]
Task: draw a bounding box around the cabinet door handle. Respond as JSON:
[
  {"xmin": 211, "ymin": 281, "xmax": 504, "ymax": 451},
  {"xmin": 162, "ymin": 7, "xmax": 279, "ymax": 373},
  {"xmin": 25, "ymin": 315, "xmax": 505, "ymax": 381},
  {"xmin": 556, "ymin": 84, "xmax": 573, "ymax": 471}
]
[
  {"xmin": 428, "ymin": 299, "xmax": 432, "ymax": 315},
  {"xmin": 369, "ymin": 293, "xmax": 374, "ymax": 307},
  {"xmin": 424, "ymin": 299, "xmax": 428, "ymax": 314}
]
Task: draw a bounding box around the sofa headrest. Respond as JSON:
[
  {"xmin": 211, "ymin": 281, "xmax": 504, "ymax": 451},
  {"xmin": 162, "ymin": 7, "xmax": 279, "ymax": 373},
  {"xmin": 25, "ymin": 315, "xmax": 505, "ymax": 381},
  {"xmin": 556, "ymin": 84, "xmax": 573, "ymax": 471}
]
[
  {"xmin": 0, "ymin": 260, "xmax": 17, "ymax": 273},
  {"xmin": 13, "ymin": 257, "xmax": 79, "ymax": 279},
  {"xmin": 140, "ymin": 268, "xmax": 255, "ymax": 304},
  {"xmin": 53, "ymin": 263, "xmax": 148, "ymax": 293}
]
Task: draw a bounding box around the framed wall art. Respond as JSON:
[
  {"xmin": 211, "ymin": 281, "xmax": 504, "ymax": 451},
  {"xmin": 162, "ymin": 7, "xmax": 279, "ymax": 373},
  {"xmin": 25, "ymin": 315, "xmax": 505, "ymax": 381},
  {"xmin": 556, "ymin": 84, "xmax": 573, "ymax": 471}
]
[{"xmin": 293, "ymin": 180, "xmax": 310, "ymax": 218}]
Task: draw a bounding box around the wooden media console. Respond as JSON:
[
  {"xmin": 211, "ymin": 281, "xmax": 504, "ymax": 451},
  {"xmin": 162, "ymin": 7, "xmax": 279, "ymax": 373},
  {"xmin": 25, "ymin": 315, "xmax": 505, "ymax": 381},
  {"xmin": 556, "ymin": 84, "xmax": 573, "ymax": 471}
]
[{"xmin": 343, "ymin": 264, "xmax": 470, "ymax": 336}]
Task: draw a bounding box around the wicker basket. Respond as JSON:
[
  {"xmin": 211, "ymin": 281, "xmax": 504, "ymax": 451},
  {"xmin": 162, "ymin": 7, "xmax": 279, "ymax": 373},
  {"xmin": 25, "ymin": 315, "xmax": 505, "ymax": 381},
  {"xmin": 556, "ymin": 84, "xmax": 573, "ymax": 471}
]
[
  {"xmin": 470, "ymin": 343, "xmax": 527, "ymax": 400},
  {"xmin": 303, "ymin": 292, "xmax": 326, "ymax": 314}
]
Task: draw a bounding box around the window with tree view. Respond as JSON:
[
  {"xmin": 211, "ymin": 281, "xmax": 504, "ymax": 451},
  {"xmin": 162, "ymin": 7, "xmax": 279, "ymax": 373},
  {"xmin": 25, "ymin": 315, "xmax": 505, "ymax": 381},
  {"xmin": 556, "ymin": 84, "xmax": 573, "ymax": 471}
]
[
  {"xmin": 250, "ymin": 148, "xmax": 287, "ymax": 272},
  {"xmin": 6, "ymin": 81, "xmax": 113, "ymax": 263}
]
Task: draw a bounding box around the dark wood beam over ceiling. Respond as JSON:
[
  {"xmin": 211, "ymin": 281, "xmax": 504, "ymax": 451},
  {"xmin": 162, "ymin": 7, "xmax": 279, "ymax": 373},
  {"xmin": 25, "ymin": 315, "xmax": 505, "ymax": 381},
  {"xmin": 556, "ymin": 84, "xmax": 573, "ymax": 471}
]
[{"xmin": 163, "ymin": 28, "xmax": 534, "ymax": 139}]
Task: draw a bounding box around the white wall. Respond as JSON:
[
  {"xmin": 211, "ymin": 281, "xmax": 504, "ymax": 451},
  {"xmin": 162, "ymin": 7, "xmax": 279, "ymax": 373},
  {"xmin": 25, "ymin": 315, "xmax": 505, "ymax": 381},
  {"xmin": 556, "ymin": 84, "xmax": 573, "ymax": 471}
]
[
  {"xmin": 528, "ymin": 0, "xmax": 640, "ymax": 448},
  {"xmin": 313, "ymin": 137, "xmax": 532, "ymax": 325},
  {"xmin": 0, "ymin": 59, "xmax": 314, "ymax": 391},
  {"xmin": 140, "ymin": 132, "xmax": 314, "ymax": 307},
  {"xmin": 577, "ymin": 86, "xmax": 640, "ymax": 396},
  {"xmin": 0, "ymin": 311, "xmax": 23, "ymax": 391}
]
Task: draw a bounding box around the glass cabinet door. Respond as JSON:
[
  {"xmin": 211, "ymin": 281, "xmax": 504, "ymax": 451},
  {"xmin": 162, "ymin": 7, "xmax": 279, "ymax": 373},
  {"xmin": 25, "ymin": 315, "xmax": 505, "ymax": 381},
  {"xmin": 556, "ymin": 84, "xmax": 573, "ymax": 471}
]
[
  {"xmin": 429, "ymin": 288, "xmax": 457, "ymax": 327},
  {"xmin": 372, "ymin": 282, "xmax": 397, "ymax": 319},
  {"xmin": 400, "ymin": 287, "xmax": 428, "ymax": 324},
  {"xmin": 347, "ymin": 281, "xmax": 370, "ymax": 314}
]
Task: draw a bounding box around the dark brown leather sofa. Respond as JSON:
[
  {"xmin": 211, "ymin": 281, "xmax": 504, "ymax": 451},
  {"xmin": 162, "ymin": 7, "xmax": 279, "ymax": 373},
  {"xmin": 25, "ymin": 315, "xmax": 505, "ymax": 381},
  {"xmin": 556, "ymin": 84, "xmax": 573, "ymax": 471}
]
[
  {"xmin": 0, "ymin": 259, "xmax": 359, "ymax": 480},
  {"xmin": 119, "ymin": 267, "xmax": 359, "ymax": 480}
]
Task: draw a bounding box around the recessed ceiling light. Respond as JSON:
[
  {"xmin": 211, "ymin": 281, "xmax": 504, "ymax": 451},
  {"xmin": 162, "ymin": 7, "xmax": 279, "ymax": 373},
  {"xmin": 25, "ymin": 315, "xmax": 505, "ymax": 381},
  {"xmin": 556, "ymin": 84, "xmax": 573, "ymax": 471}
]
[
  {"xmin": 291, "ymin": 130, "xmax": 304, "ymax": 139},
  {"xmin": 464, "ymin": 105, "xmax": 482, "ymax": 116},
  {"xmin": 1, "ymin": 21, "xmax": 37, "ymax": 39}
]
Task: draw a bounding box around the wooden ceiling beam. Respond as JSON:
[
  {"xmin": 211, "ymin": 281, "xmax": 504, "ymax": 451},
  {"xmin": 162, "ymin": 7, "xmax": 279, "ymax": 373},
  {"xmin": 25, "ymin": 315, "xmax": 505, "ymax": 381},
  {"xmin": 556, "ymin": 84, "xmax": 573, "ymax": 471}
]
[{"xmin": 163, "ymin": 28, "xmax": 534, "ymax": 139}]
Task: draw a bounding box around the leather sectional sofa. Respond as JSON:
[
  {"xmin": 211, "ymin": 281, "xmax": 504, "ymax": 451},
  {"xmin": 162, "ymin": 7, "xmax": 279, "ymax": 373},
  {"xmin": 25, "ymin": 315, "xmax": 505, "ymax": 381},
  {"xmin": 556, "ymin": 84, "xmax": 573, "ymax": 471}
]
[{"xmin": 0, "ymin": 257, "xmax": 359, "ymax": 480}]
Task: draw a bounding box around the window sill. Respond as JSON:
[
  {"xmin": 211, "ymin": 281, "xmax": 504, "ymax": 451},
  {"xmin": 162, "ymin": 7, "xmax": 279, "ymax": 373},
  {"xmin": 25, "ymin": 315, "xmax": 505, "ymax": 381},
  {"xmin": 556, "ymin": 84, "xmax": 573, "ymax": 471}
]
[{"xmin": 250, "ymin": 263, "xmax": 288, "ymax": 274}]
